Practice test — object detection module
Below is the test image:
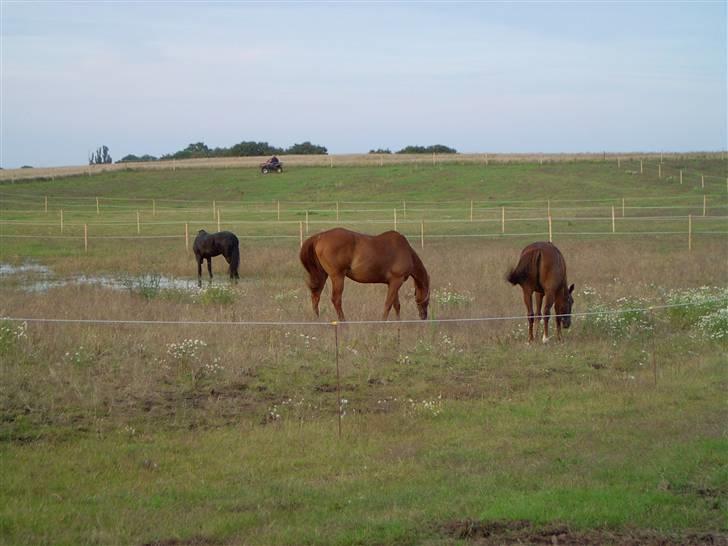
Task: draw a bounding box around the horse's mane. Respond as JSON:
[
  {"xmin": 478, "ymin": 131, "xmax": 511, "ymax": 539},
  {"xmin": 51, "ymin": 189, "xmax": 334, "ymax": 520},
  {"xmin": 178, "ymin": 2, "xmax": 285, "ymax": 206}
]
[{"xmin": 410, "ymin": 248, "xmax": 430, "ymax": 302}]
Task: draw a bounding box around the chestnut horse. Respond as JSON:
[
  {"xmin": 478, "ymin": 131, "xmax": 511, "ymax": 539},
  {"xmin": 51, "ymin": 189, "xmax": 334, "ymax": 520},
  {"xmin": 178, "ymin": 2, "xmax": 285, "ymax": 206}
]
[
  {"xmin": 299, "ymin": 228, "xmax": 430, "ymax": 321},
  {"xmin": 507, "ymin": 242, "xmax": 574, "ymax": 342},
  {"xmin": 193, "ymin": 229, "xmax": 240, "ymax": 287}
]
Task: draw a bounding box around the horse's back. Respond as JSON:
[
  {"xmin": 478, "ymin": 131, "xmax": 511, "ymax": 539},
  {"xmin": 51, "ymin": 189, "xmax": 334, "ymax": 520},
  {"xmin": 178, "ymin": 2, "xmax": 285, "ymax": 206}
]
[{"xmin": 526, "ymin": 242, "xmax": 566, "ymax": 290}]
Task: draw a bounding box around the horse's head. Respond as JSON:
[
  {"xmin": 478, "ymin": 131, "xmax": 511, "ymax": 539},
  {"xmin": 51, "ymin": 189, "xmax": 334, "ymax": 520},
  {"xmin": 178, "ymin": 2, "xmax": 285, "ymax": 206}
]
[{"xmin": 556, "ymin": 283, "xmax": 575, "ymax": 328}]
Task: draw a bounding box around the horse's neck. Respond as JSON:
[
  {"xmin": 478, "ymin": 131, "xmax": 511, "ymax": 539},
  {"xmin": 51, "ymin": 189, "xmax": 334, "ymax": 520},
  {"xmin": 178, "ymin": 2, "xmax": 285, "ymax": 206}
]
[{"xmin": 410, "ymin": 251, "xmax": 429, "ymax": 291}]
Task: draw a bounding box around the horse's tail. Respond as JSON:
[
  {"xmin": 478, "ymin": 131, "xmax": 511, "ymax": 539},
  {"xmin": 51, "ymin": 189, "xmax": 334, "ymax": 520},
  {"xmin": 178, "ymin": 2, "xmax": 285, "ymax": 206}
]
[
  {"xmin": 229, "ymin": 239, "xmax": 240, "ymax": 278},
  {"xmin": 299, "ymin": 235, "xmax": 327, "ymax": 292},
  {"xmin": 506, "ymin": 251, "xmax": 537, "ymax": 286}
]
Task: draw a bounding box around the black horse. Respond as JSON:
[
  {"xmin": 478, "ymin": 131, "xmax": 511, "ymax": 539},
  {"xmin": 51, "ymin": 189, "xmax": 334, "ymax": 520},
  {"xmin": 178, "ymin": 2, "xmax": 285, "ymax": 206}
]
[{"xmin": 193, "ymin": 230, "xmax": 240, "ymax": 286}]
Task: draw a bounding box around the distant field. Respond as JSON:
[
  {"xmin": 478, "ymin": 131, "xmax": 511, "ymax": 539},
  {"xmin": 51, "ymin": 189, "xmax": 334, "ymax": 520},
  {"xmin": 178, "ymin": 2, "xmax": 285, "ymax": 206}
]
[{"xmin": 1, "ymin": 159, "xmax": 726, "ymax": 545}]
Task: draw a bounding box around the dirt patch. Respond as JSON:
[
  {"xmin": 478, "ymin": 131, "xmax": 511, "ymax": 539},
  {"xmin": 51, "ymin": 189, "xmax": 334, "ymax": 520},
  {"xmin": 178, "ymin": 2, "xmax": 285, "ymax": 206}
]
[
  {"xmin": 142, "ymin": 537, "xmax": 222, "ymax": 546},
  {"xmin": 440, "ymin": 519, "xmax": 728, "ymax": 545}
]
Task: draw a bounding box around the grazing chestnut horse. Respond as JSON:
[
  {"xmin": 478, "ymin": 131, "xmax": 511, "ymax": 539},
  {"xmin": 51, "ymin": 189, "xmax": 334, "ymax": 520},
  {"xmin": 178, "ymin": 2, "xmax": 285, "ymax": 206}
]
[
  {"xmin": 193, "ymin": 229, "xmax": 240, "ymax": 286},
  {"xmin": 300, "ymin": 228, "xmax": 430, "ymax": 321},
  {"xmin": 507, "ymin": 242, "xmax": 574, "ymax": 342}
]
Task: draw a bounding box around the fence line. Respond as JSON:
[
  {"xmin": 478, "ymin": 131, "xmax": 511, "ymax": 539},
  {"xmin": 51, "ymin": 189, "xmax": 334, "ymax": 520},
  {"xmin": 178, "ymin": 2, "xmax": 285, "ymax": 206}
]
[{"xmin": 1, "ymin": 299, "xmax": 724, "ymax": 328}]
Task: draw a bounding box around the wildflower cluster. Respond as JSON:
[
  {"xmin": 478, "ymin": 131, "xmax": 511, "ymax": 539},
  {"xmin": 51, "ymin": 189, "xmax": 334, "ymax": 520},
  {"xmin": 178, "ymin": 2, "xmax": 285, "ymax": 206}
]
[
  {"xmin": 664, "ymin": 286, "xmax": 728, "ymax": 326},
  {"xmin": 274, "ymin": 288, "xmax": 300, "ymax": 302},
  {"xmin": 396, "ymin": 353, "xmax": 412, "ymax": 365},
  {"xmin": 202, "ymin": 357, "xmax": 225, "ymax": 374},
  {"xmin": 264, "ymin": 396, "xmax": 317, "ymax": 423},
  {"xmin": 407, "ymin": 395, "xmax": 444, "ymax": 417},
  {"xmin": 432, "ymin": 283, "xmax": 474, "ymax": 306},
  {"xmin": 0, "ymin": 320, "xmax": 27, "ymax": 351},
  {"xmin": 583, "ymin": 297, "xmax": 653, "ymax": 338},
  {"xmin": 64, "ymin": 345, "xmax": 92, "ymax": 367},
  {"xmin": 695, "ymin": 306, "xmax": 728, "ymax": 341},
  {"xmin": 284, "ymin": 331, "xmax": 318, "ymax": 348},
  {"xmin": 166, "ymin": 339, "xmax": 207, "ymax": 361}
]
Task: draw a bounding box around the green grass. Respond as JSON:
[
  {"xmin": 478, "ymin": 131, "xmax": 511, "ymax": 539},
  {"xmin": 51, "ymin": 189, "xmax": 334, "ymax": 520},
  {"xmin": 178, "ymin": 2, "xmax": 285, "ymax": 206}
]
[{"xmin": 0, "ymin": 159, "xmax": 726, "ymax": 545}]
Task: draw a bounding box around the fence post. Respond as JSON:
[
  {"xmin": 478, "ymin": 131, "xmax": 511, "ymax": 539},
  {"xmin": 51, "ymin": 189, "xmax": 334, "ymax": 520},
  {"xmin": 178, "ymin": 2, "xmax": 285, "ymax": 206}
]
[
  {"xmin": 394, "ymin": 208, "xmax": 397, "ymax": 231},
  {"xmin": 470, "ymin": 200, "xmax": 473, "ymax": 222},
  {"xmin": 420, "ymin": 220, "xmax": 424, "ymax": 249},
  {"xmin": 44, "ymin": 196, "xmax": 48, "ymax": 214},
  {"xmin": 96, "ymin": 197, "xmax": 100, "ymax": 215},
  {"xmin": 680, "ymin": 170, "xmax": 683, "ymax": 184},
  {"xmin": 548, "ymin": 215, "xmax": 553, "ymax": 242},
  {"xmin": 701, "ymin": 175, "xmax": 705, "ymax": 189},
  {"xmin": 60, "ymin": 209, "xmax": 64, "ymax": 233},
  {"xmin": 617, "ymin": 157, "xmax": 621, "ymax": 168},
  {"xmin": 299, "ymin": 221, "xmax": 304, "ymax": 247},
  {"xmin": 403, "ymin": 200, "xmax": 406, "ymax": 219},
  {"xmin": 688, "ymin": 214, "xmax": 692, "ymax": 252},
  {"xmin": 84, "ymin": 224, "xmax": 88, "ymax": 252},
  {"xmin": 333, "ymin": 321, "xmax": 342, "ymax": 439},
  {"xmin": 622, "ymin": 197, "xmax": 625, "ymax": 217},
  {"xmin": 658, "ymin": 164, "xmax": 661, "ymax": 179},
  {"xmin": 305, "ymin": 211, "xmax": 309, "ymax": 234},
  {"xmin": 501, "ymin": 206, "xmax": 505, "ymax": 234},
  {"xmin": 185, "ymin": 223, "xmax": 189, "ymax": 251},
  {"xmin": 611, "ymin": 206, "xmax": 616, "ymax": 233},
  {"xmin": 640, "ymin": 159, "xmax": 643, "ymax": 174},
  {"xmin": 217, "ymin": 208, "xmax": 221, "ymax": 232},
  {"xmin": 703, "ymin": 195, "xmax": 707, "ymax": 217}
]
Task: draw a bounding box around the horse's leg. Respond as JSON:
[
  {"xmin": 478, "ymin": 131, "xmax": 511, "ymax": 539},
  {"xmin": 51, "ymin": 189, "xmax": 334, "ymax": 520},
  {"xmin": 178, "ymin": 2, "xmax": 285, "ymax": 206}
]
[
  {"xmin": 207, "ymin": 257, "xmax": 213, "ymax": 280},
  {"xmin": 310, "ymin": 274, "xmax": 327, "ymax": 318},
  {"xmin": 330, "ymin": 274, "xmax": 346, "ymax": 321},
  {"xmin": 393, "ymin": 293, "xmax": 401, "ymax": 320},
  {"xmin": 382, "ymin": 277, "xmax": 405, "ymax": 321},
  {"xmin": 542, "ymin": 292, "xmax": 555, "ymax": 343},
  {"xmin": 522, "ymin": 288, "xmax": 535, "ymax": 342},
  {"xmin": 196, "ymin": 256, "xmax": 203, "ymax": 287},
  {"xmin": 535, "ymin": 292, "xmax": 544, "ymax": 337}
]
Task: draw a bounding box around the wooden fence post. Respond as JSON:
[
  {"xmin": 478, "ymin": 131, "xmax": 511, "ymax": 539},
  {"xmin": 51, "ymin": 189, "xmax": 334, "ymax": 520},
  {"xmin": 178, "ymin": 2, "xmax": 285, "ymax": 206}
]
[
  {"xmin": 152, "ymin": 199, "xmax": 156, "ymax": 216},
  {"xmin": 305, "ymin": 211, "xmax": 309, "ymax": 234},
  {"xmin": 44, "ymin": 196, "xmax": 48, "ymax": 213},
  {"xmin": 548, "ymin": 216, "xmax": 552, "ymax": 242},
  {"xmin": 611, "ymin": 206, "xmax": 616, "ymax": 233},
  {"xmin": 84, "ymin": 224, "xmax": 88, "ymax": 252},
  {"xmin": 403, "ymin": 200, "xmax": 406, "ymax": 219},
  {"xmin": 60, "ymin": 209, "xmax": 64, "ymax": 233},
  {"xmin": 96, "ymin": 197, "xmax": 100, "ymax": 215},
  {"xmin": 217, "ymin": 208, "xmax": 221, "ymax": 232},
  {"xmin": 703, "ymin": 195, "xmax": 706, "ymax": 217},
  {"xmin": 688, "ymin": 214, "xmax": 692, "ymax": 251},
  {"xmin": 470, "ymin": 200, "xmax": 473, "ymax": 222},
  {"xmin": 701, "ymin": 175, "xmax": 705, "ymax": 189},
  {"xmin": 680, "ymin": 170, "xmax": 683, "ymax": 184},
  {"xmin": 640, "ymin": 159, "xmax": 643, "ymax": 174},
  {"xmin": 658, "ymin": 164, "xmax": 661, "ymax": 179},
  {"xmin": 299, "ymin": 221, "xmax": 304, "ymax": 247}
]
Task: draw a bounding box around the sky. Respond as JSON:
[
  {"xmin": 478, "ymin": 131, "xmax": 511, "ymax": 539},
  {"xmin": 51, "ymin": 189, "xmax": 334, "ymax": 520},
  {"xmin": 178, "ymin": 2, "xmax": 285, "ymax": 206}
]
[{"xmin": 1, "ymin": 1, "xmax": 726, "ymax": 168}]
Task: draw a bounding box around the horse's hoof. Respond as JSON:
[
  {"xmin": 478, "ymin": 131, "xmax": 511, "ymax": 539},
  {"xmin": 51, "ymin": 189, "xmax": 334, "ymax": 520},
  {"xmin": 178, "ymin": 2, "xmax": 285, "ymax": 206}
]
[{"xmin": 542, "ymin": 335, "xmax": 550, "ymax": 344}]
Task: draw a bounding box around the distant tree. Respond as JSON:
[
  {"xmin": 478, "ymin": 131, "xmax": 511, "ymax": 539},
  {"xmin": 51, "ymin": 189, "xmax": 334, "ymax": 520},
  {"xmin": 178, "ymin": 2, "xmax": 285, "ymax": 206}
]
[
  {"xmin": 231, "ymin": 141, "xmax": 284, "ymax": 157},
  {"xmin": 21, "ymin": 165, "xmax": 33, "ymax": 169},
  {"xmin": 89, "ymin": 145, "xmax": 113, "ymax": 165},
  {"xmin": 369, "ymin": 148, "xmax": 392, "ymax": 154},
  {"xmin": 396, "ymin": 144, "xmax": 457, "ymax": 154},
  {"xmin": 286, "ymin": 141, "xmax": 328, "ymax": 155},
  {"xmin": 118, "ymin": 154, "xmax": 158, "ymax": 163}
]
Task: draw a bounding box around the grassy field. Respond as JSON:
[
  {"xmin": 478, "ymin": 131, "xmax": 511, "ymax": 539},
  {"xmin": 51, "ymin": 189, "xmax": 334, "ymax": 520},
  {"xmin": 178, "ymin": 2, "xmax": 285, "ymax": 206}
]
[{"xmin": 1, "ymin": 159, "xmax": 727, "ymax": 545}]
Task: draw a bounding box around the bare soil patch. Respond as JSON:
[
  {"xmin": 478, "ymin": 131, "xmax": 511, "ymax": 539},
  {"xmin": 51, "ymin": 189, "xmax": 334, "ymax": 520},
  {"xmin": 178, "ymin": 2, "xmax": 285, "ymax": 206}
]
[{"xmin": 441, "ymin": 519, "xmax": 728, "ymax": 545}]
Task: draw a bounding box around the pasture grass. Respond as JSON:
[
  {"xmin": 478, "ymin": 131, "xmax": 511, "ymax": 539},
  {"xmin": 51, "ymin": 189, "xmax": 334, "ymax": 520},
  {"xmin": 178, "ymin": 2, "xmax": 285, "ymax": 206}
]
[{"xmin": 0, "ymin": 161, "xmax": 726, "ymax": 545}]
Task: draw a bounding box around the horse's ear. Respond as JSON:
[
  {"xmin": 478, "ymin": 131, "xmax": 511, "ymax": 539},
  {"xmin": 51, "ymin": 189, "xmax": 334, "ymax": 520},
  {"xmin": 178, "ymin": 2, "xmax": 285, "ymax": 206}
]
[{"xmin": 569, "ymin": 283, "xmax": 575, "ymax": 294}]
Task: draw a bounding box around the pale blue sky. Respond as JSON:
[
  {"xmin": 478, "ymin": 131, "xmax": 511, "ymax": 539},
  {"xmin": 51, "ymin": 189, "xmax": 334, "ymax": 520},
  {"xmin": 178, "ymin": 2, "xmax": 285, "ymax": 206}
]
[{"xmin": 1, "ymin": 1, "xmax": 726, "ymax": 168}]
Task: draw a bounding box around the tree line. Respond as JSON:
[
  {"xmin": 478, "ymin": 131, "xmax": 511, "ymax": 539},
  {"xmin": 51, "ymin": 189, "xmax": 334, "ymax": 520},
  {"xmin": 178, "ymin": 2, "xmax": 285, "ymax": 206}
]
[{"xmin": 88, "ymin": 141, "xmax": 458, "ymax": 165}]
